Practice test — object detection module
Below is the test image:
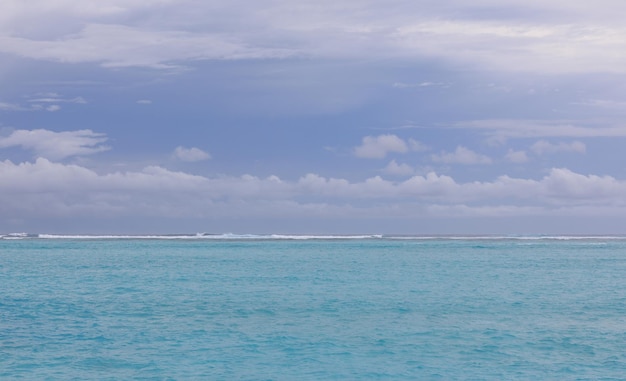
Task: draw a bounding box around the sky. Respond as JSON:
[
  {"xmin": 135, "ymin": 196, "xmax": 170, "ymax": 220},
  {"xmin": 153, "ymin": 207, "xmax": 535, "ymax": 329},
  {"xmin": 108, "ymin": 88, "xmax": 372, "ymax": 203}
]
[{"xmin": 2, "ymin": 0, "xmax": 626, "ymax": 234}]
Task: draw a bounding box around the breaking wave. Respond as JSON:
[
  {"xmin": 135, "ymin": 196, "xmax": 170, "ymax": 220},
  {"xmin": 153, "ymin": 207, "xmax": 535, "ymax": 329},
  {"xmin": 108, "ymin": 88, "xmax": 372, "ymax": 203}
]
[
  {"xmin": 0, "ymin": 232, "xmax": 30, "ymax": 240},
  {"xmin": 32, "ymin": 233, "xmax": 384, "ymax": 240},
  {"xmin": 2, "ymin": 233, "xmax": 625, "ymax": 241}
]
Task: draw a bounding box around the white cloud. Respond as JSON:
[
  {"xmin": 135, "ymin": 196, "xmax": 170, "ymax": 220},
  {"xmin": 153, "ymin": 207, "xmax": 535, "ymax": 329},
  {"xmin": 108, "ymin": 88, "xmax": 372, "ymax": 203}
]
[
  {"xmin": 581, "ymin": 99, "xmax": 626, "ymax": 111},
  {"xmin": 1, "ymin": 93, "xmax": 86, "ymax": 113},
  {"xmin": 0, "ymin": 129, "xmax": 110, "ymax": 160},
  {"xmin": 382, "ymin": 160, "xmax": 414, "ymax": 176},
  {"xmin": 392, "ymin": 20, "xmax": 626, "ymax": 73},
  {"xmin": 408, "ymin": 138, "xmax": 428, "ymax": 152},
  {"xmin": 530, "ymin": 140, "xmax": 586, "ymax": 155},
  {"xmin": 173, "ymin": 146, "xmax": 211, "ymax": 162},
  {"xmin": 2, "ymin": 159, "xmax": 626, "ymax": 223},
  {"xmin": 393, "ymin": 81, "xmax": 447, "ymax": 88},
  {"xmin": 431, "ymin": 146, "xmax": 492, "ymax": 165},
  {"xmin": 28, "ymin": 95, "xmax": 86, "ymax": 104},
  {"xmin": 0, "ymin": 102, "xmax": 24, "ymax": 111},
  {"xmin": 457, "ymin": 119, "xmax": 626, "ymax": 140},
  {"xmin": 354, "ymin": 134, "xmax": 408, "ymax": 158},
  {"xmin": 0, "ymin": 23, "xmax": 296, "ymax": 69},
  {"xmin": 2, "ymin": 1, "xmax": 626, "ymax": 72},
  {"xmin": 505, "ymin": 149, "xmax": 529, "ymax": 163},
  {"xmin": 0, "ymin": 101, "xmax": 54, "ymax": 112},
  {"xmin": 137, "ymin": 99, "xmax": 152, "ymax": 104}
]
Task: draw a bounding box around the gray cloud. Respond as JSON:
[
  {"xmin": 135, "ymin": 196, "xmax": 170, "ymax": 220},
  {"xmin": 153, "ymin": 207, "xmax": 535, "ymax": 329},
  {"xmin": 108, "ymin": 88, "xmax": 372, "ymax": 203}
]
[{"xmin": 2, "ymin": 1, "xmax": 626, "ymax": 72}]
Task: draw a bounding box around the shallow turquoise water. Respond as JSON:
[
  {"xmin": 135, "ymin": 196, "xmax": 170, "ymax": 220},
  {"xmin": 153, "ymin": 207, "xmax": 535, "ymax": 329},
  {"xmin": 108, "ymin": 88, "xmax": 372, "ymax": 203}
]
[{"xmin": 2, "ymin": 238, "xmax": 626, "ymax": 379}]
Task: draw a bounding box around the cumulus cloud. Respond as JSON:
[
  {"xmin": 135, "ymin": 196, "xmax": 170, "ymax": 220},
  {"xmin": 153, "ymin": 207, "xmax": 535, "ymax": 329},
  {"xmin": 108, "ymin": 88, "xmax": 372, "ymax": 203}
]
[
  {"xmin": 505, "ymin": 149, "xmax": 529, "ymax": 163},
  {"xmin": 530, "ymin": 140, "xmax": 586, "ymax": 155},
  {"xmin": 173, "ymin": 146, "xmax": 211, "ymax": 162},
  {"xmin": 354, "ymin": 134, "xmax": 409, "ymax": 158},
  {"xmin": 1, "ymin": 159, "xmax": 626, "ymax": 224},
  {"xmin": 0, "ymin": 129, "xmax": 110, "ymax": 160},
  {"xmin": 431, "ymin": 146, "xmax": 492, "ymax": 165},
  {"xmin": 408, "ymin": 138, "xmax": 428, "ymax": 152},
  {"xmin": 353, "ymin": 135, "xmax": 425, "ymax": 159},
  {"xmin": 382, "ymin": 160, "xmax": 414, "ymax": 176}
]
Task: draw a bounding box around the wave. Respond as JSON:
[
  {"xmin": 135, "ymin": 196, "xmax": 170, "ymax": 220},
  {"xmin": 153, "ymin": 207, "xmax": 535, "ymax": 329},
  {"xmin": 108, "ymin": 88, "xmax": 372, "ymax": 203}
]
[
  {"xmin": 0, "ymin": 232, "xmax": 30, "ymax": 240},
  {"xmin": 34, "ymin": 233, "xmax": 385, "ymax": 240},
  {"xmin": 2, "ymin": 233, "xmax": 625, "ymax": 241},
  {"xmin": 385, "ymin": 235, "xmax": 626, "ymax": 241}
]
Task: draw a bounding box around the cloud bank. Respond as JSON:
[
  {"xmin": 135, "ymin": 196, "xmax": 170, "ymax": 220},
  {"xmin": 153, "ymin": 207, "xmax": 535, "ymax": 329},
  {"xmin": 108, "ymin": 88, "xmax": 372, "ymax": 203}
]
[
  {"xmin": 2, "ymin": 1, "xmax": 626, "ymax": 72},
  {"xmin": 1, "ymin": 158, "xmax": 625, "ymax": 223}
]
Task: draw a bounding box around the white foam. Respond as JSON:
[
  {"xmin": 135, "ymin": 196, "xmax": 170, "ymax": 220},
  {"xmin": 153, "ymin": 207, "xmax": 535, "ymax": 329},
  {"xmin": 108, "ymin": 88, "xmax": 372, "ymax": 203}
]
[
  {"xmin": 38, "ymin": 234, "xmax": 203, "ymax": 240},
  {"xmin": 17, "ymin": 233, "xmax": 626, "ymax": 241},
  {"xmin": 385, "ymin": 235, "xmax": 626, "ymax": 241},
  {"xmin": 0, "ymin": 232, "xmax": 29, "ymax": 240},
  {"xmin": 35, "ymin": 233, "xmax": 384, "ymax": 240},
  {"xmin": 269, "ymin": 234, "xmax": 383, "ymax": 240}
]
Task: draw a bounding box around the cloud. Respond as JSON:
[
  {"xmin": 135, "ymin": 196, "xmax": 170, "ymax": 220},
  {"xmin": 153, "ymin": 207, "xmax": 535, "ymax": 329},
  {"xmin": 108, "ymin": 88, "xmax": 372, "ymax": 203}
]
[
  {"xmin": 457, "ymin": 119, "xmax": 626, "ymax": 140},
  {"xmin": 0, "ymin": 129, "xmax": 110, "ymax": 160},
  {"xmin": 505, "ymin": 149, "xmax": 529, "ymax": 163},
  {"xmin": 393, "ymin": 81, "xmax": 448, "ymax": 88},
  {"xmin": 1, "ymin": 93, "xmax": 86, "ymax": 113},
  {"xmin": 173, "ymin": 146, "xmax": 211, "ymax": 162},
  {"xmin": 382, "ymin": 160, "xmax": 414, "ymax": 176},
  {"xmin": 2, "ymin": 159, "xmax": 626, "ymax": 224},
  {"xmin": 0, "ymin": 102, "xmax": 62, "ymax": 112},
  {"xmin": 2, "ymin": 2, "xmax": 626, "ymax": 72},
  {"xmin": 0, "ymin": 102, "xmax": 24, "ymax": 111},
  {"xmin": 392, "ymin": 20, "xmax": 626, "ymax": 73},
  {"xmin": 530, "ymin": 140, "xmax": 586, "ymax": 155},
  {"xmin": 354, "ymin": 134, "xmax": 408, "ymax": 158},
  {"xmin": 137, "ymin": 99, "xmax": 152, "ymax": 104},
  {"xmin": 27, "ymin": 94, "xmax": 87, "ymax": 104},
  {"xmin": 581, "ymin": 99, "xmax": 626, "ymax": 112},
  {"xmin": 0, "ymin": 23, "xmax": 296, "ymax": 69},
  {"xmin": 431, "ymin": 146, "xmax": 492, "ymax": 165},
  {"xmin": 408, "ymin": 138, "xmax": 428, "ymax": 152}
]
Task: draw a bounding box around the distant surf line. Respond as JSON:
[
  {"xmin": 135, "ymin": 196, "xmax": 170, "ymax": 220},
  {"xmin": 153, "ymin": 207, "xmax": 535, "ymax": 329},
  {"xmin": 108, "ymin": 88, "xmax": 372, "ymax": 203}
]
[{"xmin": 2, "ymin": 233, "xmax": 626, "ymax": 241}]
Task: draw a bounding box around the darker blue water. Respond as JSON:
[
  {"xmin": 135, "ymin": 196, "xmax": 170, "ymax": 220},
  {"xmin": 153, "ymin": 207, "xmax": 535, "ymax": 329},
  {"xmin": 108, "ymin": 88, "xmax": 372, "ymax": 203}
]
[{"xmin": 2, "ymin": 238, "xmax": 626, "ymax": 379}]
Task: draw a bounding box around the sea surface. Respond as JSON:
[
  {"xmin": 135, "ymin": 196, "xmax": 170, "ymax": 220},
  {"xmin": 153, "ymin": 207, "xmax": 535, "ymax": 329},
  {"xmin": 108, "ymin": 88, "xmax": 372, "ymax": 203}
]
[{"xmin": 2, "ymin": 234, "xmax": 626, "ymax": 380}]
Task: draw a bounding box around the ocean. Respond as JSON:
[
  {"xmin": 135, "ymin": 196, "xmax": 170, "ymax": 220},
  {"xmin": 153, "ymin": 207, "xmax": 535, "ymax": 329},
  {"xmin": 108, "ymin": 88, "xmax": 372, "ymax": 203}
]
[{"xmin": 2, "ymin": 234, "xmax": 626, "ymax": 379}]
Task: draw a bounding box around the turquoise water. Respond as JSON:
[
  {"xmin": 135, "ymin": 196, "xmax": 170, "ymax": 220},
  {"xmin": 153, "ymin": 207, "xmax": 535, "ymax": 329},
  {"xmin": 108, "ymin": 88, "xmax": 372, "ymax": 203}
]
[{"xmin": 2, "ymin": 237, "xmax": 626, "ymax": 379}]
